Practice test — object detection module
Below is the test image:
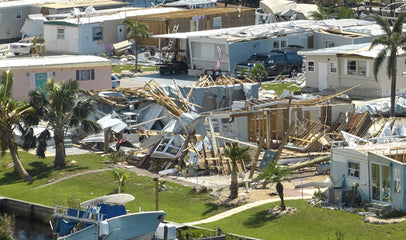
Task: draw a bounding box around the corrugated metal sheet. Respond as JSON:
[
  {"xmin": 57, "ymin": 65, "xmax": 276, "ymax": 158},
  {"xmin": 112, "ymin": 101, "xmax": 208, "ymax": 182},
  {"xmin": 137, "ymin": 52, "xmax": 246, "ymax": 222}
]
[{"xmin": 0, "ymin": 55, "xmax": 111, "ymax": 69}]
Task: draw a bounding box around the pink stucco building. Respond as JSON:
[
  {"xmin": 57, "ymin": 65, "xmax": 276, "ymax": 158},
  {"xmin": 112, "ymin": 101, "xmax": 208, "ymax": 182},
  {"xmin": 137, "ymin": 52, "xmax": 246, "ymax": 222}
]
[{"xmin": 0, "ymin": 55, "xmax": 111, "ymax": 100}]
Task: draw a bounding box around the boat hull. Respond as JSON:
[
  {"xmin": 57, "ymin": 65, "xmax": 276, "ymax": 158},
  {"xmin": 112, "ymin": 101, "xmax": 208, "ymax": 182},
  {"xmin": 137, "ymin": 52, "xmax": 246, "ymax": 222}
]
[{"xmin": 58, "ymin": 211, "xmax": 166, "ymax": 240}]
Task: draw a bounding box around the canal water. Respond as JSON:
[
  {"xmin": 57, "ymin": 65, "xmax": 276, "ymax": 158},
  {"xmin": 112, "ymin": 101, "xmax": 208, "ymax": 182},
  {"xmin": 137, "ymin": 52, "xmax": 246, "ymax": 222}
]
[{"xmin": 13, "ymin": 216, "xmax": 52, "ymax": 240}]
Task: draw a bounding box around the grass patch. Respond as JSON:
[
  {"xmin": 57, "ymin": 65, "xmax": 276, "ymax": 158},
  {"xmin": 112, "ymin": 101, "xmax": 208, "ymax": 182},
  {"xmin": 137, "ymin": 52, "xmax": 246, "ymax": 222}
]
[
  {"xmin": 112, "ymin": 64, "xmax": 158, "ymax": 75},
  {"xmin": 261, "ymin": 82, "xmax": 301, "ymax": 97},
  {"xmin": 0, "ymin": 152, "xmax": 233, "ymax": 223},
  {"xmin": 199, "ymin": 200, "xmax": 406, "ymax": 240}
]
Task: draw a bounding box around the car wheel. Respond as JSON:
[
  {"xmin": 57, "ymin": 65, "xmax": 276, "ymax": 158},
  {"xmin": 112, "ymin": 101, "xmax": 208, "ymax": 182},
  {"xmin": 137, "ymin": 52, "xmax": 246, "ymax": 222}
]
[
  {"xmin": 14, "ymin": 53, "xmax": 19, "ymax": 56},
  {"xmin": 290, "ymin": 68, "xmax": 298, "ymax": 78},
  {"xmin": 257, "ymin": 73, "xmax": 266, "ymax": 82}
]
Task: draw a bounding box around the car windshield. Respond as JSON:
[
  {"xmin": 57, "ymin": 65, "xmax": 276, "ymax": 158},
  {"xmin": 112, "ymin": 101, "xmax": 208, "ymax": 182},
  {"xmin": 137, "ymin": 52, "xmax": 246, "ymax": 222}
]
[{"xmin": 247, "ymin": 55, "xmax": 267, "ymax": 63}]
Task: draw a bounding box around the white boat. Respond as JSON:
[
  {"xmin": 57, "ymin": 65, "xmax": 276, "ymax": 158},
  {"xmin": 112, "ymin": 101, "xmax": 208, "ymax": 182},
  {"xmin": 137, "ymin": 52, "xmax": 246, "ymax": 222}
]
[{"xmin": 51, "ymin": 194, "xmax": 166, "ymax": 240}]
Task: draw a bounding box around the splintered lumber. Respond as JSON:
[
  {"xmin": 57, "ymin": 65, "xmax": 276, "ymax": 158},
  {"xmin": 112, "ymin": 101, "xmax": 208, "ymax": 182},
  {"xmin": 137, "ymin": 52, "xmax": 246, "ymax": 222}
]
[
  {"xmin": 286, "ymin": 155, "xmax": 330, "ymax": 171},
  {"xmin": 192, "ymin": 74, "xmax": 256, "ymax": 87},
  {"xmin": 291, "ymin": 84, "xmax": 361, "ymax": 106},
  {"xmin": 144, "ymin": 80, "xmax": 186, "ymax": 117},
  {"xmin": 248, "ymin": 136, "xmax": 264, "ymax": 179},
  {"xmin": 286, "ymin": 119, "xmax": 330, "ymax": 152}
]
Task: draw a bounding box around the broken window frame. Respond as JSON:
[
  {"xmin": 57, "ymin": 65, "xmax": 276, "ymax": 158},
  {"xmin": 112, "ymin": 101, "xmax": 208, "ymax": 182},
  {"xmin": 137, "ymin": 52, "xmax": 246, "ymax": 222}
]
[
  {"xmin": 92, "ymin": 26, "xmax": 103, "ymax": 41},
  {"xmin": 347, "ymin": 161, "xmax": 360, "ymax": 179},
  {"xmin": 153, "ymin": 136, "xmax": 183, "ymax": 158}
]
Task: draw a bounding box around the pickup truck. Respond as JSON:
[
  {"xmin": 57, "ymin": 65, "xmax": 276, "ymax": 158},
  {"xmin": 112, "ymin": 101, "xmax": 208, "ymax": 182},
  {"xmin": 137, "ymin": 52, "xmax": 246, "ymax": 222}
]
[{"xmin": 234, "ymin": 50, "xmax": 304, "ymax": 81}]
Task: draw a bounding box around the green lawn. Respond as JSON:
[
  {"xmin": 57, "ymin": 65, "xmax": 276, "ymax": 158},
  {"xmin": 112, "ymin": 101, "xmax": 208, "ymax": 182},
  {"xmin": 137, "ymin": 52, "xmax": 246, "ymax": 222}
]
[
  {"xmin": 199, "ymin": 200, "xmax": 406, "ymax": 240},
  {"xmin": 2, "ymin": 152, "xmax": 406, "ymax": 239},
  {"xmin": 261, "ymin": 82, "xmax": 302, "ymax": 97},
  {"xmin": 0, "ymin": 152, "xmax": 233, "ymax": 223}
]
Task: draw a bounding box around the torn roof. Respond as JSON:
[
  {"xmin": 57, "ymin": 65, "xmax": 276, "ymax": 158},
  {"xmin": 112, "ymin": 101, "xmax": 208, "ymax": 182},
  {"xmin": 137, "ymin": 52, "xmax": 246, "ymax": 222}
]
[
  {"xmin": 0, "ymin": 55, "xmax": 110, "ymax": 69},
  {"xmin": 259, "ymin": 0, "xmax": 318, "ymax": 19},
  {"xmin": 44, "ymin": 7, "xmax": 182, "ymax": 25},
  {"xmin": 131, "ymin": 6, "xmax": 252, "ymax": 20},
  {"xmin": 299, "ymin": 42, "xmax": 406, "ymax": 59},
  {"xmin": 152, "ymin": 19, "xmax": 383, "ymax": 42}
]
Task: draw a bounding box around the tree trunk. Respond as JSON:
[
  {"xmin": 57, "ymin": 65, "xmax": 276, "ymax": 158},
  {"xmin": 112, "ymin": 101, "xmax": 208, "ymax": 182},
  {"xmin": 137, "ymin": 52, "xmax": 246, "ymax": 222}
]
[
  {"xmin": 7, "ymin": 134, "xmax": 32, "ymax": 182},
  {"xmin": 390, "ymin": 68, "xmax": 397, "ymax": 117},
  {"xmin": 135, "ymin": 41, "xmax": 139, "ymax": 73},
  {"xmin": 54, "ymin": 130, "xmax": 66, "ymax": 168},
  {"xmin": 229, "ymin": 160, "xmax": 239, "ymax": 200},
  {"xmin": 276, "ymin": 182, "xmax": 286, "ymax": 210}
]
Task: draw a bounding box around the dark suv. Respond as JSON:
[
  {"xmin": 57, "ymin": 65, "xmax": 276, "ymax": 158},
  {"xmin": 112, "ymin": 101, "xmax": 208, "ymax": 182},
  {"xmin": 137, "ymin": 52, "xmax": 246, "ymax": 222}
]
[{"xmin": 234, "ymin": 50, "xmax": 304, "ymax": 81}]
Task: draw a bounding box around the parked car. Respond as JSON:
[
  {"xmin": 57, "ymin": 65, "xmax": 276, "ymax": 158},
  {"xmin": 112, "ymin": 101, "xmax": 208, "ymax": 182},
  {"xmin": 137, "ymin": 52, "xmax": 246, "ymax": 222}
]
[
  {"xmin": 234, "ymin": 50, "xmax": 304, "ymax": 81},
  {"xmin": 111, "ymin": 73, "xmax": 120, "ymax": 88},
  {"xmin": 9, "ymin": 37, "xmax": 44, "ymax": 55},
  {"xmin": 158, "ymin": 60, "xmax": 188, "ymax": 75}
]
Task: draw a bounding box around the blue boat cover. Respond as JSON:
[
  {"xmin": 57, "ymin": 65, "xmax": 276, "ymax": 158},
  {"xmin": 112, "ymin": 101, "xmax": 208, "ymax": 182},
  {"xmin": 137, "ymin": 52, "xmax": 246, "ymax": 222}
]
[{"xmin": 98, "ymin": 204, "xmax": 126, "ymax": 219}]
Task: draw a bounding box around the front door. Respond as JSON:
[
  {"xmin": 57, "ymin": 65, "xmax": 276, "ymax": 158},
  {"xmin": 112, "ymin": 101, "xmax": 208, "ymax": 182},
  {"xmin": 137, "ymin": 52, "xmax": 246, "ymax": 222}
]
[
  {"xmin": 317, "ymin": 62, "xmax": 327, "ymax": 91},
  {"xmin": 371, "ymin": 163, "xmax": 391, "ymax": 203},
  {"xmin": 117, "ymin": 25, "xmax": 125, "ymax": 42}
]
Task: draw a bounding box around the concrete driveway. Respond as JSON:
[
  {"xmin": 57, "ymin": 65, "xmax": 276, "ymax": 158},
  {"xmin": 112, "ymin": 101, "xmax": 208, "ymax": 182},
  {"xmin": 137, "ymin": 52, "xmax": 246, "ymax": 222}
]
[{"xmin": 120, "ymin": 72, "xmax": 200, "ymax": 88}]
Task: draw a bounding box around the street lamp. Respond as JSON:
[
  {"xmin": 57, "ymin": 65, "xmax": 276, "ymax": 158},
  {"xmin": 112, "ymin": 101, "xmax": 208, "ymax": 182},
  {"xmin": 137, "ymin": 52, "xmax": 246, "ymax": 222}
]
[{"xmin": 153, "ymin": 177, "xmax": 159, "ymax": 211}]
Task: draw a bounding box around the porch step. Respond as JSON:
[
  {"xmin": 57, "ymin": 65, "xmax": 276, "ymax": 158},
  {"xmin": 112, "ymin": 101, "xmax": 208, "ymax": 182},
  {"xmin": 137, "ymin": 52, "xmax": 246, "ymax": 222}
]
[{"xmin": 367, "ymin": 202, "xmax": 391, "ymax": 216}]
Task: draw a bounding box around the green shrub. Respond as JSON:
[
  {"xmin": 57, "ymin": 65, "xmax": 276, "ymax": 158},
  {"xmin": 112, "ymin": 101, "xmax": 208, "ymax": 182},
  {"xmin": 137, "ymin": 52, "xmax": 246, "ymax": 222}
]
[{"xmin": 0, "ymin": 214, "xmax": 15, "ymax": 240}]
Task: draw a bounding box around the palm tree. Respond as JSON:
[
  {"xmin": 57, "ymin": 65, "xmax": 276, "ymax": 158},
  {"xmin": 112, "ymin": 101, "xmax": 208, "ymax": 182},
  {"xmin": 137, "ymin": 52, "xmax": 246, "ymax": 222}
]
[
  {"xmin": 123, "ymin": 19, "xmax": 150, "ymax": 73},
  {"xmin": 0, "ymin": 70, "xmax": 33, "ymax": 181},
  {"xmin": 257, "ymin": 161, "xmax": 291, "ymax": 210},
  {"xmin": 370, "ymin": 13, "xmax": 406, "ymax": 117},
  {"xmin": 222, "ymin": 143, "xmax": 251, "ymax": 200},
  {"xmin": 309, "ymin": 3, "xmax": 329, "ymax": 20},
  {"xmin": 248, "ymin": 63, "xmax": 268, "ymax": 82},
  {"xmin": 27, "ymin": 79, "xmax": 101, "ymax": 168},
  {"xmin": 112, "ymin": 168, "xmax": 129, "ymax": 193}
]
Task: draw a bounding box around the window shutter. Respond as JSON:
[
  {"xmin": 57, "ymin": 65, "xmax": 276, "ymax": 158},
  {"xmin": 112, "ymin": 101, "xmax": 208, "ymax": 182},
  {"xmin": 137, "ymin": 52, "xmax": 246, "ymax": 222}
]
[
  {"xmin": 344, "ymin": 59, "xmax": 347, "ymax": 75},
  {"xmin": 366, "ymin": 61, "xmax": 369, "ymax": 77},
  {"xmin": 91, "ymin": 69, "xmax": 95, "ymax": 80},
  {"xmin": 76, "ymin": 70, "xmax": 79, "ymax": 80}
]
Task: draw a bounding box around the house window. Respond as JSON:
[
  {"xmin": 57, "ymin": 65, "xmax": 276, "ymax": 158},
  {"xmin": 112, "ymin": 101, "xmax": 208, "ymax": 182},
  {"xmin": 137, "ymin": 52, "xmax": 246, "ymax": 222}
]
[
  {"xmin": 57, "ymin": 29, "xmax": 65, "ymax": 40},
  {"xmin": 307, "ymin": 61, "xmax": 315, "ymax": 72},
  {"xmin": 190, "ymin": 20, "xmax": 198, "ymax": 32},
  {"xmin": 326, "ymin": 41, "xmax": 335, "ymax": 48},
  {"xmin": 273, "ymin": 38, "xmax": 288, "ymax": 49},
  {"xmin": 347, "ymin": 60, "xmax": 357, "ymax": 75},
  {"xmin": 273, "ymin": 41, "xmax": 279, "ymax": 49},
  {"xmin": 213, "ymin": 17, "xmax": 222, "ymax": 29},
  {"xmin": 92, "ymin": 27, "xmax": 103, "ymax": 41},
  {"xmin": 281, "ymin": 39, "xmax": 287, "ymax": 49},
  {"xmin": 357, "ymin": 61, "xmax": 367, "ymax": 76},
  {"xmin": 330, "ymin": 62, "xmax": 337, "ymax": 73},
  {"xmin": 16, "ymin": 11, "xmax": 22, "ymax": 20},
  {"xmin": 76, "ymin": 69, "xmax": 95, "ymax": 81},
  {"xmin": 348, "ymin": 161, "xmax": 360, "ymax": 179},
  {"xmin": 347, "ymin": 60, "xmax": 367, "ymax": 76}
]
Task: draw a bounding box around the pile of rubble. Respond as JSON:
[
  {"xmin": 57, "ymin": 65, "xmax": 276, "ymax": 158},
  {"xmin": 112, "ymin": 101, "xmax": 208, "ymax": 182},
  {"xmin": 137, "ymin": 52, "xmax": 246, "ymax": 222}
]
[{"xmin": 70, "ymin": 75, "xmax": 406, "ymax": 178}]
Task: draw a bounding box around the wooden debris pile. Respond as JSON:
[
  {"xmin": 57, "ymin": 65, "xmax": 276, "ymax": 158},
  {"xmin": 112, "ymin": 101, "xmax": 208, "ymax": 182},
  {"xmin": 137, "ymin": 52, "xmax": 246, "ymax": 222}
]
[
  {"xmin": 192, "ymin": 74, "xmax": 256, "ymax": 87},
  {"xmin": 286, "ymin": 119, "xmax": 331, "ymax": 152}
]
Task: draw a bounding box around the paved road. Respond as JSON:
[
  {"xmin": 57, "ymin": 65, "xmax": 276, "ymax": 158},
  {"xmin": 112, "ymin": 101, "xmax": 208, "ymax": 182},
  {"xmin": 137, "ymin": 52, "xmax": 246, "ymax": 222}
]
[{"xmin": 120, "ymin": 72, "xmax": 200, "ymax": 88}]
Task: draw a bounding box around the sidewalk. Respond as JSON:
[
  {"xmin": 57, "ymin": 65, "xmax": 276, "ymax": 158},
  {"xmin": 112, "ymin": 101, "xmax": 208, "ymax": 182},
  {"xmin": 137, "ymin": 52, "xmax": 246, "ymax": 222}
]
[{"xmin": 183, "ymin": 196, "xmax": 312, "ymax": 226}]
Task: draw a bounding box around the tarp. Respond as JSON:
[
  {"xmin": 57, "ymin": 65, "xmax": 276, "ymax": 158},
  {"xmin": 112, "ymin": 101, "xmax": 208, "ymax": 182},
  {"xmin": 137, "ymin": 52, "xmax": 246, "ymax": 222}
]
[{"xmin": 259, "ymin": 0, "xmax": 317, "ymax": 20}]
